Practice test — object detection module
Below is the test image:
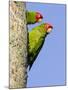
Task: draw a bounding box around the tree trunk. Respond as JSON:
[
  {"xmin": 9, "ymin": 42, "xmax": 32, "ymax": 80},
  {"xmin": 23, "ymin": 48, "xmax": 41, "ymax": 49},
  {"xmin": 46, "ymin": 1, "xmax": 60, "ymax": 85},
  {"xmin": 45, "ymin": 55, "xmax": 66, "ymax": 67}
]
[{"xmin": 9, "ymin": 1, "xmax": 27, "ymax": 88}]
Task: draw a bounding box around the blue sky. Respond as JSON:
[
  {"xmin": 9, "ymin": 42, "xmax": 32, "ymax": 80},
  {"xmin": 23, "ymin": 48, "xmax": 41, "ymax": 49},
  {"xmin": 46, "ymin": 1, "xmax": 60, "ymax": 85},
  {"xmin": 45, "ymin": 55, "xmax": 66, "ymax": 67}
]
[{"xmin": 26, "ymin": 2, "xmax": 66, "ymax": 87}]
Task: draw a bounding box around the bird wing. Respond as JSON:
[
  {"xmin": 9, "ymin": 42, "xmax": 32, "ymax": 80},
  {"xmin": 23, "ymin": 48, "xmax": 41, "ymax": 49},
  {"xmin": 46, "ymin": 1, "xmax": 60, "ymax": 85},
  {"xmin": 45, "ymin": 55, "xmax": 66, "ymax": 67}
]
[{"xmin": 28, "ymin": 30, "xmax": 45, "ymax": 70}]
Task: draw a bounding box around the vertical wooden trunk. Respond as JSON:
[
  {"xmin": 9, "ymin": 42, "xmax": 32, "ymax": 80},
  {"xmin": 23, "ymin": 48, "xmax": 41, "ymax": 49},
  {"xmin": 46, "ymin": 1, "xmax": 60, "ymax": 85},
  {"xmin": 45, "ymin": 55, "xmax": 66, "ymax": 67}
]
[{"xmin": 9, "ymin": 1, "xmax": 27, "ymax": 88}]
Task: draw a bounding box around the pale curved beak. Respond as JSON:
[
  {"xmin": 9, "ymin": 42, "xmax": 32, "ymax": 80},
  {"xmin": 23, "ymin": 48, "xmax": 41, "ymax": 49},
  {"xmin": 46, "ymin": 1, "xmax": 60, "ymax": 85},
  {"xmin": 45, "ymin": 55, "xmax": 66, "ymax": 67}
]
[
  {"xmin": 46, "ymin": 23, "xmax": 53, "ymax": 33},
  {"xmin": 47, "ymin": 27, "xmax": 53, "ymax": 33},
  {"xmin": 38, "ymin": 18, "xmax": 42, "ymax": 22}
]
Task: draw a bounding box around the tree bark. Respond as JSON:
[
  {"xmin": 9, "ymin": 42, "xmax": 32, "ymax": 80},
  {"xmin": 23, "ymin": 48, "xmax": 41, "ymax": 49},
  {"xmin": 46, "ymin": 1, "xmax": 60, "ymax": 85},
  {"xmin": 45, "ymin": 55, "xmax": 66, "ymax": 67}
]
[{"xmin": 9, "ymin": 1, "xmax": 27, "ymax": 88}]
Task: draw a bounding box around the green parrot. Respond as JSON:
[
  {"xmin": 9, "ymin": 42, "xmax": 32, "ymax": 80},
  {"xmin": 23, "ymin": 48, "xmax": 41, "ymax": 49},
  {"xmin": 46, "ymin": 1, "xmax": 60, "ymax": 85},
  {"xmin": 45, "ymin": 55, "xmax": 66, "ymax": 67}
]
[
  {"xmin": 14, "ymin": 2, "xmax": 43, "ymax": 24},
  {"xmin": 28, "ymin": 23, "xmax": 53, "ymax": 70},
  {"xmin": 26, "ymin": 11, "xmax": 43, "ymax": 24}
]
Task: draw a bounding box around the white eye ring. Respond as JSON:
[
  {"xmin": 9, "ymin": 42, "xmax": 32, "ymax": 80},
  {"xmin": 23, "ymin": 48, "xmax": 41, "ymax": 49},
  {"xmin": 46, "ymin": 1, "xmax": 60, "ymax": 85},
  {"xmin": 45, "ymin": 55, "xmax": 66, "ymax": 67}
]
[{"xmin": 37, "ymin": 14, "xmax": 41, "ymax": 17}]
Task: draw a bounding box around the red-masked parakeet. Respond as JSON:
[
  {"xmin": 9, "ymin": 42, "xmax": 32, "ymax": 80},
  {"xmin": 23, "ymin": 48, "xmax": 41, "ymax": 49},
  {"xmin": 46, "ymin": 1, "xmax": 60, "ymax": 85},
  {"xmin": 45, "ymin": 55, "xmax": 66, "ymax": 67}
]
[
  {"xmin": 28, "ymin": 23, "xmax": 53, "ymax": 70},
  {"xmin": 26, "ymin": 11, "xmax": 43, "ymax": 24}
]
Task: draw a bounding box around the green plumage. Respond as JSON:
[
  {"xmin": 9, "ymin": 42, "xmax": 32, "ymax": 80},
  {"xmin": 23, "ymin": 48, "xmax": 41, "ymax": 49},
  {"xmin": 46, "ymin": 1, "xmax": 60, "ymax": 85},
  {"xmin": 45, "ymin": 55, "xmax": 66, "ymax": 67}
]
[
  {"xmin": 26, "ymin": 11, "xmax": 36, "ymax": 24},
  {"xmin": 28, "ymin": 23, "xmax": 48, "ymax": 70}
]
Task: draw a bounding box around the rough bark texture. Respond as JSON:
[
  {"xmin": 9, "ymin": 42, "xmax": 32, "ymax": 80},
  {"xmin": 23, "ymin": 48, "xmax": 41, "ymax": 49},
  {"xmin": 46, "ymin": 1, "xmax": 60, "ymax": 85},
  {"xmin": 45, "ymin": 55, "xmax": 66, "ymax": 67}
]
[{"xmin": 9, "ymin": 1, "xmax": 27, "ymax": 88}]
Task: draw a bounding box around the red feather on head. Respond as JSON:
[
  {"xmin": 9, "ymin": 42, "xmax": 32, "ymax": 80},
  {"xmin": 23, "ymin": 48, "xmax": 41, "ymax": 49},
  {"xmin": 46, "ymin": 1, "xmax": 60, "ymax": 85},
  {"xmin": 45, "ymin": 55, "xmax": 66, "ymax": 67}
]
[{"xmin": 35, "ymin": 12, "xmax": 43, "ymax": 22}]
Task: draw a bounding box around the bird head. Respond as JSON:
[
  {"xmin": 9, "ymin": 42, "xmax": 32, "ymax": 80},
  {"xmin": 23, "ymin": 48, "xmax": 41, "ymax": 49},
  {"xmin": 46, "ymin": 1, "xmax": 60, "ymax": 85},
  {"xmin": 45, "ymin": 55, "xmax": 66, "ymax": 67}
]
[
  {"xmin": 35, "ymin": 12, "xmax": 43, "ymax": 22},
  {"xmin": 44, "ymin": 23, "xmax": 53, "ymax": 34}
]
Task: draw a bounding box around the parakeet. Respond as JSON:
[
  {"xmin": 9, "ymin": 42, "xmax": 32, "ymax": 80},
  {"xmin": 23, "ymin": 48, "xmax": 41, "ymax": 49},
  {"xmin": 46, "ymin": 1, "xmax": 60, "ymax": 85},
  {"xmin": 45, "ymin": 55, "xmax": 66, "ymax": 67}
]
[
  {"xmin": 28, "ymin": 23, "xmax": 53, "ymax": 70},
  {"xmin": 26, "ymin": 11, "xmax": 43, "ymax": 24}
]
